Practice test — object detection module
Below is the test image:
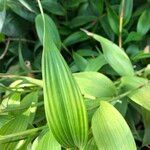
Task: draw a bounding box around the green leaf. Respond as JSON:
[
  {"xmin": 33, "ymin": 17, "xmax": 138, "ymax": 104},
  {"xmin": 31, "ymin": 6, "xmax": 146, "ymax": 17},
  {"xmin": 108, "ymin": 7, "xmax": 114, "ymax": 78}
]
[
  {"xmin": 73, "ymin": 72, "xmax": 116, "ymax": 98},
  {"xmin": 0, "ymin": 115, "xmax": 14, "ymax": 128},
  {"xmin": 83, "ymin": 30, "xmax": 134, "ymax": 76},
  {"xmin": 124, "ymin": 31, "xmax": 142, "ymax": 44},
  {"xmin": 41, "ymin": 0, "xmax": 66, "ymax": 16},
  {"xmin": 35, "ymin": 14, "xmax": 61, "ymax": 49},
  {"xmin": 142, "ymin": 109, "xmax": 150, "ymax": 146},
  {"xmin": 0, "ymin": 115, "xmax": 29, "ymax": 149},
  {"xmin": 92, "ymin": 101, "xmax": 136, "ymax": 150},
  {"xmin": 85, "ymin": 54, "xmax": 107, "ymax": 71},
  {"xmin": 38, "ymin": 14, "xmax": 88, "ymax": 148},
  {"xmin": 121, "ymin": 76, "xmax": 150, "ymax": 111},
  {"xmin": 32, "ymin": 130, "xmax": 61, "ymax": 150},
  {"xmin": 7, "ymin": 0, "xmax": 36, "ymax": 21},
  {"xmin": 89, "ymin": 0, "xmax": 103, "ymax": 16},
  {"xmin": 63, "ymin": 31, "xmax": 88, "ymax": 46},
  {"xmin": 107, "ymin": 6, "xmax": 119, "ymax": 35},
  {"xmin": 120, "ymin": 0, "xmax": 133, "ymax": 25},
  {"xmin": 69, "ymin": 15, "xmax": 96, "ymax": 28},
  {"xmin": 84, "ymin": 138, "xmax": 98, "ymax": 150},
  {"xmin": 137, "ymin": 9, "xmax": 150, "ymax": 36},
  {"xmin": 73, "ymin": 52, "xmax": 88, "ymax": 71}
]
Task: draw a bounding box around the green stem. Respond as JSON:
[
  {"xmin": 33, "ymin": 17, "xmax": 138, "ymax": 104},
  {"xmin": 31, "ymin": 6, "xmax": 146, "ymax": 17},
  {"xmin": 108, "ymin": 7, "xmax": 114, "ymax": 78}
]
[
  {"xmin": 0, "ymin": 126, "xmax": 46, "ymax": 144},
  {"xmin": 119, "ymin": 0, "xmax": 125, "ymax": 48}
]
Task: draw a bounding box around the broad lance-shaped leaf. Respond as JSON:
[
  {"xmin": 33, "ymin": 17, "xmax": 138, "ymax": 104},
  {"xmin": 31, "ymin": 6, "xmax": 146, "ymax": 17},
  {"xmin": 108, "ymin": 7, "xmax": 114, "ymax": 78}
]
[
  {"xmin": 73, "ymin": 72, "xmax": 117, "ymax": 98},
  {"xmin": 39, "ymin": 14, "xmax": 88, "ymax": 148},
  {"xmin": 92, "ymin": 101, "xmax": 136, "ymax": 150},
  {"xmin": 121, "ymin": 76, "xmax": 150, "ymax": 111},
  {"xmin": 83, "ymin": 30, "xmax": 134, "ymax": 76}
]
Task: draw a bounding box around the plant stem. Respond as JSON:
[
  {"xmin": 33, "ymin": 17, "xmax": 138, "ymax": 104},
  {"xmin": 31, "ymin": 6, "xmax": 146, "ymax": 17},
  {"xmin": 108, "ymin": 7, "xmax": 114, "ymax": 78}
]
[
  {"xmin": 119, "ymin": 0, "xmax": 125, "ymax": 48},
  {"xmin": 0, "ymin": 126, "xmax": 46, "ymax": 144}
]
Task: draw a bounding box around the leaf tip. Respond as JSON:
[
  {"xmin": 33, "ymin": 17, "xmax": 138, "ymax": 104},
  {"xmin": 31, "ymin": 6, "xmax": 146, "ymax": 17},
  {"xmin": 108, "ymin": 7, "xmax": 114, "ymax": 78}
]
[{"xmin": 80, "ymin": 28, "xmax": 93, "ymax": 37}]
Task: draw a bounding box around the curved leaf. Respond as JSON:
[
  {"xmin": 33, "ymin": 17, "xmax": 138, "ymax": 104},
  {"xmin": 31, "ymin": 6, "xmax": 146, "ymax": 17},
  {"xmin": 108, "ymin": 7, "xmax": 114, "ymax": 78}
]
[
  {"xmin": 83, "ymin": 30, "xmax": 134, "ymax": 76},
  {"xmin": 35, "ymin": 14, "xmax": 61, "ymax": 49},
  {"xmin": 38, "ymin": 14, "xmax": 88, "ymax": 148},
  {"xmin": 137, "ymin": 9, "xmax": 150, "ymax": 36},
  {"xmin": 92, "ymin": 101, "xmax": 136, "ymax": 150}
]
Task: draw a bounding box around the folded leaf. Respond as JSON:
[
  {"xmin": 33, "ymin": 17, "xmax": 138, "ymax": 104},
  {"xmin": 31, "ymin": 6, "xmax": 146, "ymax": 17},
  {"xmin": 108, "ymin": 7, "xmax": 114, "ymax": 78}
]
[
  {"xmin": 38, "ymin": 14, "xmax": 88, "ymax": 148},
  {"xmin": 35, "ymin": 14, "xmax": 61, "ymax": 49},
  {"xmin": 92, "ymin": 101, "xmax": 136, "ymax": 150}
]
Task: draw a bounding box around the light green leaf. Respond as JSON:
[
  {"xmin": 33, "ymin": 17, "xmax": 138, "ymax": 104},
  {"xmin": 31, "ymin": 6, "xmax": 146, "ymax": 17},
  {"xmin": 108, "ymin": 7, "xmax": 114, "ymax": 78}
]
[
  {"xmin": 137, "ymin": 9, "xmax": 150, "ymax": 36},
  {"xmin": 121, "ymin": 76, "xmax": 150, "ymax": 111},
  {"xmin": 83, "ymin": 30, "xmax": 134, "ymax": 76},
  {"xmin": 33, "ymin": 130, "xmax": 61, "ymax": 150},
  {"xmin": 92, "ymin": 101, "xmax": 136, "ymax": 150},
  {"xmin": 37, "ymin": 14, "xmax": 88, "ymax": 148},
  {"xmin": 73, "ymin": 72, "xmax": 116, "ymax": 98}
]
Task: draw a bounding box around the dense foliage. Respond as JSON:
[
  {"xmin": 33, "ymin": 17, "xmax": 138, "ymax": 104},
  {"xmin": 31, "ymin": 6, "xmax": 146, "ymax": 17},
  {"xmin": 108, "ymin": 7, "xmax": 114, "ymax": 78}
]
[{"xmin": 0, "ymin": 0, "xmax": 150, "ymax": 149}]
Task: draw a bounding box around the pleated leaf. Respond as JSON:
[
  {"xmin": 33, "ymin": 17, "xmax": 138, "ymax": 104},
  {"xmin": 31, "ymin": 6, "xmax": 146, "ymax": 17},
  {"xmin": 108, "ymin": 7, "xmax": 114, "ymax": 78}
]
[
  {"xmin": 73, "ymin": 72, "xmax": 116, "ymax": 98},
  {"xmin": 92, "ymin": 101, "xmax": 136, "ymax": 150},
  {"xmin": 83, "ymin": 30, "xmax": 134, "ymax": 76},
  {"xmin": 37, "ymin": 14, "xmax": 88, "ymax": 148}
]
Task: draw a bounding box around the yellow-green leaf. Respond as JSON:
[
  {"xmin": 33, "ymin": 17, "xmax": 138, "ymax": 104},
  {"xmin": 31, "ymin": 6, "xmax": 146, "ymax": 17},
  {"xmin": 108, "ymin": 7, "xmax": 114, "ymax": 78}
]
[{"xmin": 92, "ymin": 101, "xmax": 136, "ymax": 150}]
